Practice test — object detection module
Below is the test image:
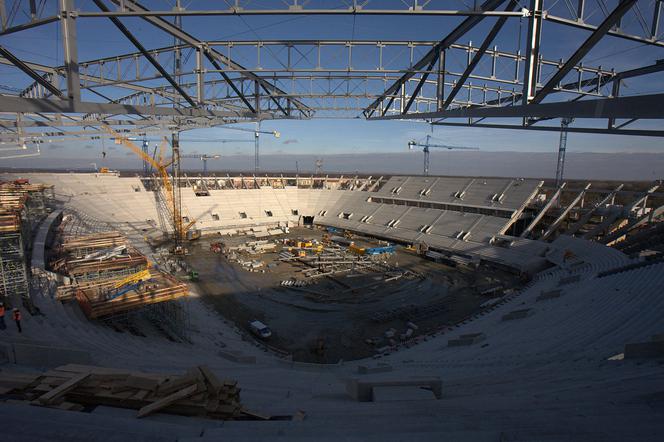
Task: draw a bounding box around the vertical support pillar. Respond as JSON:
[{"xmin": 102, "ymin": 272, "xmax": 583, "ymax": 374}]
[
  {"xmin": 652, "ymin": 0, "xmax": 662, "ymax": 41},
  {"xmin": 142, "ymin": 139, "xmax": 150, "ymax": 176},
  {"xmin": 196, "ymin": 47, "xmax": 204, "ymax": 105},
  {"xmin": 29, "ymin": 0, "xmax": 37, "ymax": 19},
  {"xmin": 0, "ymin": 0, "xmax": 7, "ymax": 32},
  {"xmin": 436, "ymin": 48, "xmax": 446, "ymax": 110},
  {"xmin": 576, "ymin": 0, "xmax": 585, "ymax": 21},
  {"xmin": 60, "ymin": 0, "xmax": 80, "ymax": 101},
  {"xmin": 171, "ymin": 132, "xmax": 183, "ymax": 248},
  {"xmin": 608, "ymin": 74, "xmax": 622, "ymax": 129},
  {"xmin": 173, "ymin": 0, "xmax": 182, "ymax": 81},
  {"xmin": 254, "ymin": 80, "xmax": 261, "ymax": 173},
  {"xmin": 522, "ymin": 0, "xmax": 543, "ymax": 105},
  {"xmin": 254, "ymin": 121, "xmax": 260, "ymax": 173}
]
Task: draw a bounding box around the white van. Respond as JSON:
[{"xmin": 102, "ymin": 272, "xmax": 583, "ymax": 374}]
[{"xmin": 248, "ymin": 320, "xmax": 272, "ymax": 339}]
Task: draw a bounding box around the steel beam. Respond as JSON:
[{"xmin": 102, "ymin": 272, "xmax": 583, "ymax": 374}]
[
  {"xmin": 531, "ymin": 0, "xmax": 638, "ymax": 104},
  {"xmin": 374, "ymin": 93, "xmax": 664, "ymax": 120},
  {"xmin": 522, "ymin": 0, "xmax": 543, "ymax": 105},
  {"xmin": 566, "ymin": 184, "xmax": 624, "ymax": 235},
  {"xmin": 60, "ymin": 0, "xmax": 80, "ymax": 101},
  {"xmin": 93, "ymin": 0, "xmax": 197, "ymax": 108},
  {"xmin": 364, "ymin": 0, "xmax": 508, "ymax": 117},
  {"xmin": 109, "ymin": 0, "xmax": 308, "ymax": 116},
  {"xmin": 0, "ymin": 46, "xmax": 63, "ymax": 97},
  {"xmin": 0, "ymin": 15, "xmax": 59, "ymax": 37},
  {"xmin": 75, "ymin": 8, "xmax": 527, "ymax": 18},
  {"xmin": 0, "ymin": 0, "xmax": 5, "ymax": 31},
  {"xmin": 0, "ymin": 95, "xmax": 261, "ymax": 119},
  {"xmin": 521, "ymin": 183, "xmax": 567, "ymax": 238},
  {"xmin": 653, "ymin": 0, "xmax": 662, "ymax": 40},
  {"xmin": 541, "ymin": 183, "xmax": 591, "ymax": 240},
  {"xmin": 431, "ymin": 121, "xmax": 664, "ymax": 137},
  {"xmin": 442, "ymin": 1, "xmax": 517, "ymax": 110}
]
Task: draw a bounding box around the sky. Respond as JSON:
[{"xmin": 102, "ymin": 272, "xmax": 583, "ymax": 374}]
[{"xmin": 1, "ymin": 0, "xmax": 663, "ymax": 173}]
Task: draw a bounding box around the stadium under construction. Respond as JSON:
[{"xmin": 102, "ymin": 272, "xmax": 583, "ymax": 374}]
[{"xmin": 0, "ymin": 1, "xmax": 663, "ymax": 441}]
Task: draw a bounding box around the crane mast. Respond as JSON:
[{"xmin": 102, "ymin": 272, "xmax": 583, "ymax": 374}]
[
  {"xmin": 555, "ymin": 118, "xmax": 573, "ymax": 187},
  {"xmin": 408, "ymin": 134, "xmax": 479, "ymax": 176}
]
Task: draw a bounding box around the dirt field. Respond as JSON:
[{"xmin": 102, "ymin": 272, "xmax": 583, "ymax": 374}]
[{"xmin": 185, "ymin": 227, "xmax": 523, "ymax": 363}]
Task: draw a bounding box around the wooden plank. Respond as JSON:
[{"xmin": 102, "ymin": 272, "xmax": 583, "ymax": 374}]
[
  {"xmin": 36, "ymin": 372, "xmax": 90, "ymax": 405},
  {"xmin": 197, "ymin": 365, "xmax": 223, "ymax": 393},
  {"xmin": 123, "ymin": 375, "xmax": 160, "ymax": 392},
  {"xmin": 137, "ymin": 383, "xmax": 199, "ymax": 418},
  {"xmin": 157, "ymin": 370, "xmax": 202, "ymax": 396}
]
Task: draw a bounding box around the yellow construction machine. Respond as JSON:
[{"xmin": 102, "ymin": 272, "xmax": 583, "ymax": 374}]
[{"xmin": 100, "ymin": 125, "xmax": 199, "ymax": 253}]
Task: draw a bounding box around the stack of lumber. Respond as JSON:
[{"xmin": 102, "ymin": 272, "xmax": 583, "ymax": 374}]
[
  {"xmin": 1, "ymin": 364, "xmax": 260, "ymax": 420},
  {"xmin": 61, "ymin": 231, "xmax": 126, "ymax": 257},
  {"xmin": 66, "ymin": 252, "xmax": 148, "ymax": 278},
  {"xmin": 75, "ymin": 270, "xmax": 188, "ymax": 319},
  {"xmin": 0, "ymin": 212, "xmax": 21, "ymax": 233},
  {"xmin": 0, "ymin": 180, "xmax": 52, "ymax": 234},
  {"xmin": 55, "ymin": 230, "xmax": 148, "ymax": 279}
]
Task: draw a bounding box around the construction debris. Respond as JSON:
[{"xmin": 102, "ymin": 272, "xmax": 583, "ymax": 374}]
[{"xmin": 3, "ymin": 364, "xmax": 261, "ymax": 421}]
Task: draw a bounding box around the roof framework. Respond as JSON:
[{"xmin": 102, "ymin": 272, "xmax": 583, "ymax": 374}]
[{"xmin": 0, "ymin": 0, "xmax": 663, "ymax": 146}]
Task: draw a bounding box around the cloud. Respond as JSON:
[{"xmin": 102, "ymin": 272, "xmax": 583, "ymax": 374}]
[{"xmin": 282, "ymin": 139, "xmax": 298, "ymax": 145}]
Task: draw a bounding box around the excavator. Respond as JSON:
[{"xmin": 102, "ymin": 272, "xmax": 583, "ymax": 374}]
[{"xmin": 100, "ymin": 125, "xmax": 200, "ymax": 254}]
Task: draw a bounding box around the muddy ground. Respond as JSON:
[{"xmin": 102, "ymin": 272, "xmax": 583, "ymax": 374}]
[{"xmin": 184, "ymin": 227, "xmax": 523, "ymax": 363}]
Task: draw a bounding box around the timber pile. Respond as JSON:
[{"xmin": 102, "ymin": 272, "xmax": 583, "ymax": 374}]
[
  {"xmin": 75, "ymin": 270, "xmax": 188, "ymax": 319},
  {"xmin": 66, "ymin": 252, "xmax": 148, "ymax": 278},
  {"xmin": 1, "ymin": 364, "xmax": 260, "ymax": 420},
  {"xmin": 0, "ymin": 213, "xmax": 21, "ymax": 233},
  {"xmin": 60, "ymin": 231, "xmax": 126, "ymax": 257}
]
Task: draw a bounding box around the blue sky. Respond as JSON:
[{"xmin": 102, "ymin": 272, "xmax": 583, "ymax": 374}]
[{"xmin": 1, "ymin": 0, "xmax": 663, "ymax": 164}]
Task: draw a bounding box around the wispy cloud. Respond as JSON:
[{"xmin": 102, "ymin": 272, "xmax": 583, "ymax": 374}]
[{"xmin": 282, "ymin": 139, "xmax": 298, "ymax": 145}]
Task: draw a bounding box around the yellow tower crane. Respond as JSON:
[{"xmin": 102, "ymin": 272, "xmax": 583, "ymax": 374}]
[{"xmin": 100, "ymin": 124, "xmax": 198, "ymax": 253}]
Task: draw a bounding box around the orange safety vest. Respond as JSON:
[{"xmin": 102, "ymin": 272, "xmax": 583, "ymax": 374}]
[{"xmin": 12, "ymin": 310, "xmax": 20, "ymax": 321}]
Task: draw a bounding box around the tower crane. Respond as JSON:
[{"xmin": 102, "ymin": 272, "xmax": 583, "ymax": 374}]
[
  {"xmin": 555, "ymin": 118, "xmax": 573, "ymax": 187},
  {"xmin": 180, "ymin": 154, "xmax": 221, "ymax": 174},
  {"xmin": 408, "ymin": 135, "xmax": 479, "ymax": 176},
  {"xmin": 215, "ymin": 124, "xmax": 280, "ymax": 172},
  {"xmin": 102, "ymin": 125, "xmax": 197, "ymax": 253}
]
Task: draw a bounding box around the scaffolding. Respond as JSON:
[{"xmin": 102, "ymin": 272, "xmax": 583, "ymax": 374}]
[
  {"xmin": 52, "ymin": 212, "xmax": 190, "ymax": 340},
  {"xmin": 0, "ymin": 232, "xmax": 28, "ymax": 301},
  {"xmin": 0, "ymin": 180, "xmax": 54, "ymax": 304}
]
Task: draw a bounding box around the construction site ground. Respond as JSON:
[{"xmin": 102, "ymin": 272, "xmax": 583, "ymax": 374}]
[{"xmin": 185, "ymin": 227, "xmax": 523, "ymax": 363}]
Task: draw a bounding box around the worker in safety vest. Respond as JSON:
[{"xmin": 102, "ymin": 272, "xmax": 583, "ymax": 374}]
[
  {"xmin": 0, "ymin": 303, "xmax": 5, "ymax": 330},
  {"xmin": 12, "ymin": 308, "xmax": 21, "ymax": 333}
]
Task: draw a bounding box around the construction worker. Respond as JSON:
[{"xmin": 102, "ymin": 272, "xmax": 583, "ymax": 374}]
[
  {"xmin": 12, "ymin": 308, "xmax": 21, "ymax": 333},
  {"xmin": 0, "ymin": 303, "xmax": 5, "ymax": 330}
]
